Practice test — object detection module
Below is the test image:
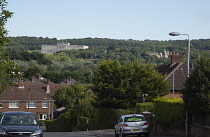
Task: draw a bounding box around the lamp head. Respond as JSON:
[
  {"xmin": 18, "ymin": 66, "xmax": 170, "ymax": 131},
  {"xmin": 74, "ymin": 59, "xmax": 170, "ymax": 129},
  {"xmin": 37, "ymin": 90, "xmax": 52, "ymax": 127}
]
[{"xmin": 169, "ymin": 32, "xmax": 181, "ymax": 36}]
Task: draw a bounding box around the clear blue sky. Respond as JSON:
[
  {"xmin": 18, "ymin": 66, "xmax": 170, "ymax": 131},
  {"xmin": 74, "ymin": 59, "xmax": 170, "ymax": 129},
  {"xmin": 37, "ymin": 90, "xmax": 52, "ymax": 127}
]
[{"xmin": 6, "ymin": 0, "xmax": 210, "ymax": 41}]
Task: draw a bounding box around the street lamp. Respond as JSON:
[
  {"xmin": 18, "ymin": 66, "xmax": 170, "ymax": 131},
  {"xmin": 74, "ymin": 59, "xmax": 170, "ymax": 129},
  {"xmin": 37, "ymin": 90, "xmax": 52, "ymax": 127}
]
[
  {"xmin": 169, "ymin": 32, "xmax": 190, "ymax": 77},
  {"xmin": 169, "ymin": 32, "xmax": 190, "ymax": 137},
  {"xmin": 142, "ymin": 94, "xmax": 148, "ymax": 103}
]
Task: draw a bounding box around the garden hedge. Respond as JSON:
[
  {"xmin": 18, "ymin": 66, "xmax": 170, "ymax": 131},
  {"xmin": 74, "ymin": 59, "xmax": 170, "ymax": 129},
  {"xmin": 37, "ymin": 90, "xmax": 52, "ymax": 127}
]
[{"xmin": 154, "ymin": 98, "xmax": 185, "ymax": 129}]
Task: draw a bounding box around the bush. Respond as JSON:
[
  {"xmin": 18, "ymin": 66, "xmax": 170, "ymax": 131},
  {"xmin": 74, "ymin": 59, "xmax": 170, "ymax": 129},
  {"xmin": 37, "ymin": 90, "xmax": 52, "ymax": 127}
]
[
  {"xmin": 136, "ymin": 102, "xmax": 154, "ymax": 114},
  {"xmin": 78, "ymin": 117, "xmax": 89, "ymax": 131},
  {"xmin": 46, "ymin": 111, "xmax": 73, "ymax": 132},
  {"xmin": 154, "ymin": 98, "xmax": 185, "ymax": 129},
  {"xmin": 88, "ymin": 108, "xmax": 132, "ymax": 130}
]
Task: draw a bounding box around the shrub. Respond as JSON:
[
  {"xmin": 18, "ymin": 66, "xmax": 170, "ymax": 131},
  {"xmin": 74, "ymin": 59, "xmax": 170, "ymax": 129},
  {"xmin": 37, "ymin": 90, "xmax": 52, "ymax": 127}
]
[
  {"xmin": 45, "ymin": 111, "xmax": 73, "ymax": 132},
  {"xmin": 88, "ymin": 108, "xmax": 132, "ymax": 130},
  {"xmin": 136, "ymin": 102, "xmax": 154, "ymax": 114},
  {"xmin": 154, "ymin": 98, "xmax": 185, "ymax": 129}
]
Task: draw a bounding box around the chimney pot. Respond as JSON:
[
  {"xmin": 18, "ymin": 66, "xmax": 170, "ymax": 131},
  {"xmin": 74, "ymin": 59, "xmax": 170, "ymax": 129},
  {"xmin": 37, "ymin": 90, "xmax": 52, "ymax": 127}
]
[
  {"xmin": 18, "ymin": 79, "xmax": 24, "ymax": 88},
  {"xmin": 171, "ymin": 52, "xmax": 182, "ymax": 64}
]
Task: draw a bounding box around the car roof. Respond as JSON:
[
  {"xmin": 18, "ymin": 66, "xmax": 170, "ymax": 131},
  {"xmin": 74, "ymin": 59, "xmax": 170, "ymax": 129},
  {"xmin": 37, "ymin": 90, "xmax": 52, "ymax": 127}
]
[
  {"xmin": 121, "ymin": 114, "xmax": 144, "ymax": 118},
  {"xmin": 2, "ymin": 111, "xmax": 35, "ymax": 115}
]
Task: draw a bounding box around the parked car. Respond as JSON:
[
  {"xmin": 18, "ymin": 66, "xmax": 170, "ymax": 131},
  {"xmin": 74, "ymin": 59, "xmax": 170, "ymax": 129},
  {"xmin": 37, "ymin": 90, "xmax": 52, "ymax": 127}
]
[
  {"xmin": 0, "ymin": 111, "xmax": 43, "ymax": 137},
  {"xmin": 114, "ymin": 114, "xmax": 150, "ymax": 137}
]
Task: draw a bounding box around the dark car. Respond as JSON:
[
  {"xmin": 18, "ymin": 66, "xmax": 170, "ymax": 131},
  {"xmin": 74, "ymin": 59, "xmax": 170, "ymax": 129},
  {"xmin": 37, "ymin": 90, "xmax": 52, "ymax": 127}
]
[{"xmin": 0, "ymin": 111, "xmax": 43, "ymax": 137}]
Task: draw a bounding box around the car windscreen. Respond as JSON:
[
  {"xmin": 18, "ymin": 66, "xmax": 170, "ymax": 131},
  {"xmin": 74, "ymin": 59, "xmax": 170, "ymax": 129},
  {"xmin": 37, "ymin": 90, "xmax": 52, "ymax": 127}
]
[
  {"xmin": 124, "ymin": 116, "xmax": 145, "ymax": 122},
  {"xmin": 0, "ymin": 114, "xmax": 38, "ymax": 125}
]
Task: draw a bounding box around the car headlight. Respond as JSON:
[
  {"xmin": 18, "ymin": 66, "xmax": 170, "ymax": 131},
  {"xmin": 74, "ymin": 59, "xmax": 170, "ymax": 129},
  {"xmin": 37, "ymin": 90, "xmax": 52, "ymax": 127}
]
[
  {"xmin": 32, "ymin": 129, "xmax": 42, "ymax": 135},
  {"xmin": 0, "ymin": 129, "xmax": 6, "ymax": 135}
]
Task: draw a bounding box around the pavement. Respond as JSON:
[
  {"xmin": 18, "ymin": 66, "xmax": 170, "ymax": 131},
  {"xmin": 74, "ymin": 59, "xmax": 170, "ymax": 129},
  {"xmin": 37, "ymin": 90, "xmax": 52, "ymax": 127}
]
[{"xmin": 41, "ymin": 126, "xmax": 179, "ymax": 137}]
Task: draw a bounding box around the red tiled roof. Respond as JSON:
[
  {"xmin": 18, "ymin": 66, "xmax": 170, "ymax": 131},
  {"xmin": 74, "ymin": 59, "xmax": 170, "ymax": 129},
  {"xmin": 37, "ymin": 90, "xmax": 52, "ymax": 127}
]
[
  {"xmin": 0, "ymin": 82, "xmax": 70, "ymax": 101},
  {"xmin": 0, "ymin": 84, "xmax": 54, "ymax": 101}
]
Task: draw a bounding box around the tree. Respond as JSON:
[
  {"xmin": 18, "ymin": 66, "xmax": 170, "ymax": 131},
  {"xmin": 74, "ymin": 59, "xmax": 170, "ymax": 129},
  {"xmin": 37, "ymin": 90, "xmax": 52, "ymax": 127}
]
[
  {"xmin": 53, "ymin": 84, "xmax": 87, "ymax": 108},
  {"xmin": 182, "ymin": 57, "xmax": 210, "ymax": 116},
  {"xmin": 0, "ymin": 0, "xmax": 21, "ymax": 93},
  {"xmin": 92, "ymin": 60, "xmax": 169, "ymax": 109},
  {"xmin": 25, "ymin": 64, "xmax": 46, "ymax": 78}
]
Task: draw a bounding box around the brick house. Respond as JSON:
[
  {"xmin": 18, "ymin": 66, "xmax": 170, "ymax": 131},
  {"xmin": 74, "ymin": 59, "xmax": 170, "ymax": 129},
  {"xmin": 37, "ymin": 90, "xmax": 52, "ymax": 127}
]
[
  {"xmin": 157, "ymin": 52, "xmax": 189, "ymax": 98},
  {"xmin": 0, "ymin": 76, "xmax": 75, "ymax": 120}
]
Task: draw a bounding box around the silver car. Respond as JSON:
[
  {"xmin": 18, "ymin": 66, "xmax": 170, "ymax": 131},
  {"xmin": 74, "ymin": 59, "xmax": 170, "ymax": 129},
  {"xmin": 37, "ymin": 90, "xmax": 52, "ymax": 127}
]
[{"xmin": 114, "ymin": 114, "xmax": 150, "ymax": 137}]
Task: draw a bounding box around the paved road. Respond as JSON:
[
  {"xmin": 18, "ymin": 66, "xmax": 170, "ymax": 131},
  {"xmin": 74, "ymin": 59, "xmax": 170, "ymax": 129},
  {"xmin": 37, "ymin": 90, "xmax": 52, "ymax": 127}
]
[{"xmin": 43, "ymin": 129, "xmax": 178, "ymax": 137}]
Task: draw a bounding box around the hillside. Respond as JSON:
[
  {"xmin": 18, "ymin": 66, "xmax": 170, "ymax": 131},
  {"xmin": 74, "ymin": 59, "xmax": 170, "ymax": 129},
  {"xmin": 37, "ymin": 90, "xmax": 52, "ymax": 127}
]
[{"xmin": 6, "ymin": 37, "xmax": 210, "ymax": 84}]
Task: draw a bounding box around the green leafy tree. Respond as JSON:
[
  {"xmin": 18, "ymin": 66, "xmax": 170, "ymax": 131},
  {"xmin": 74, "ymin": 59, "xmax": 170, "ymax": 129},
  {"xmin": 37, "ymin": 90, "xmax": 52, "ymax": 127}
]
[
  {"xmin": 25, "ymin": 64, "xmax": 46, "ymax": 78},
  {"xmin": 74, "ymin": 94, "xmax": 96, "ymax": 118},
  {"xmin": 0, "ymin": 0, "xmax": 21, "ymax": 93},
  {"xmin": 93, "ymin": 60, "xmax": 169, "ymax": 109},
  {"xmin": 182, "ymin": 57, "xmax": 210, "ymax": 117},
  {"xmin": 53, "ymin": 84, "xmax": 87, "ymax": 108},
  {"xmin": 43, "ymin": 71, "xmax": 71, "ymax": 83}
]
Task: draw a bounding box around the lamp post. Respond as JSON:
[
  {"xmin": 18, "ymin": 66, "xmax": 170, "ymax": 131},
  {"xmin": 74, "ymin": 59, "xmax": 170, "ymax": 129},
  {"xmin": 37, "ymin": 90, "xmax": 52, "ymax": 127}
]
[
  {"xmin": 142, "ymin": 94, "xmax": 148, "ymax": 103},
  {"xmin": 169, "ymin": 32, "xmax": 190, "ymax": 77},
  {"xmin": 169, "ymin": 32, "xmax": 190, "ymax": 137}
]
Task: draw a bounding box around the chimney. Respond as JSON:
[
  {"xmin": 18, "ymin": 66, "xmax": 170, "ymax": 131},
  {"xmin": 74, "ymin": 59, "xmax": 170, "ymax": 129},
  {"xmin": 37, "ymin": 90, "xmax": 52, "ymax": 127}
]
[
  {"xmin": 66, "ymin": 76, "xmax": 71, "ymax": 84},
  {"xmin": 31, "ymin": 76, "xmax": 34, "ymax": 82},
  {"xmin": 18, "ymin": 79, "xmax": 24, "ymax": 88},
  {"xmin": 171, "ymin": 52, "xmax": 182, "ymax": 64},
  {"xmin": 46, "ymin": 79, "xmax": 50, "ymax": 93},
  {"xmin": 38, "ymin": 74, "xmax": 43, "ymax": 79}
]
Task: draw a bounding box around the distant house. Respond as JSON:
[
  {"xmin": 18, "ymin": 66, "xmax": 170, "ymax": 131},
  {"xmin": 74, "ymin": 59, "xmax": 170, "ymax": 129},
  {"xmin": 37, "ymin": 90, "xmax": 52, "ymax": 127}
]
[
  {"xmin": 0, "ymin": 76, "xmax": 76, "ymax": 120},
  {"xmin": 157, "ymin": 52, "xmax": 190, "ymax": 98},
  {"xmin": 41, "ymin": 42, "xmax": 89, "ymax": 53}
]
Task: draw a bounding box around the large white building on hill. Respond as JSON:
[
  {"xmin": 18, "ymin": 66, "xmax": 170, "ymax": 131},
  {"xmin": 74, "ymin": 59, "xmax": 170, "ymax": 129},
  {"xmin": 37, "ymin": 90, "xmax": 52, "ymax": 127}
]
[{"xmin": 41, "ymin": 43, "xmax": 89, "ymax": 53}]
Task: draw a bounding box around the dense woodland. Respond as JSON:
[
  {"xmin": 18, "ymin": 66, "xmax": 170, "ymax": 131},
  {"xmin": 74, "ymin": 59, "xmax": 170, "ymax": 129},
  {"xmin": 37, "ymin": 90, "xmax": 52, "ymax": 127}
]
[{"xmin": 5, "ymin": 36, "xmax": 210, "ymax": 83}]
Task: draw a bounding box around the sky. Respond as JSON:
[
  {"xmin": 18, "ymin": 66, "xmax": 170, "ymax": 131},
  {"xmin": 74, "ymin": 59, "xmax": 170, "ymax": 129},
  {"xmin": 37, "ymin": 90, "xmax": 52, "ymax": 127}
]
[{"xmin": 5, "ymin": 0, "xmax": 210, "ymax": 41}]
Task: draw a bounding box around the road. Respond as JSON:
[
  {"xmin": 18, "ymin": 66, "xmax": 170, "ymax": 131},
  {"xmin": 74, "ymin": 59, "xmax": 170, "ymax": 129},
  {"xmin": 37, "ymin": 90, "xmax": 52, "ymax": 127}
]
[{"xmin": 43, "ymin": 129, "xmax": 178, "ymax": 137}]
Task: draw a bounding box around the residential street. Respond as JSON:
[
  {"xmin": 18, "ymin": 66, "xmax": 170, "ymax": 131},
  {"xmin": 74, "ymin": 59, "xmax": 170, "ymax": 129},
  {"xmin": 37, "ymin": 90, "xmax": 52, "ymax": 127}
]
[{"xmin": 43, "ymin": 129, "xmax": 178, "ymax": 137}]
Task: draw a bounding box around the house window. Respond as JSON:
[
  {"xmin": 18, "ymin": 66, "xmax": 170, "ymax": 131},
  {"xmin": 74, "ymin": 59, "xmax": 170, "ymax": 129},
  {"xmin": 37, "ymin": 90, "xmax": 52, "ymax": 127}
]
[
  {"xmin": 9, "ymin": 102, "xmax": 19, "ymax": 108},
  {"xmin": 42, "ymin": 101, "xmax": 48, "ymax": 108},
  {"xmin": 26, "ymin": 101, "xmax": 36, "ymax": 108},
  {"xmin": 0, "ymin": 102, "xmax": 2, "ymax": 108}
]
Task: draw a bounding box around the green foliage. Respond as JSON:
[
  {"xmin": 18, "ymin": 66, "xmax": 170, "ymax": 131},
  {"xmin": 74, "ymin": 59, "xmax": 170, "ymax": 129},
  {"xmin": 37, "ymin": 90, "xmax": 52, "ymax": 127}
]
[
  {"xmin": 182, "ymin": 57, "xmax": 210, "ymax": 116},
  {"xmin": 88, "ymin": 108, "xmax": 132, "ymax": 130},
  {"xmin": 25, "ymin": 64, "xmax": 46, "ymax": 78},
  {"xmin": 43, "ymin": 71, "xmax": 71, "ymax": 83},
  {"xmin": 53, "ymin": 84, "xmax": 87, "ymax": 108},
  {"xmin": 0, "ymin": 0, "xmax": 21, "ymax": 93},
  {"xmin": 66, "ymin": 60, "xmax": 96, "ymax": 84},
  {"xmin": 93, "ymin": 60, "xmax": 169, "ymax": 109},
  {"xmin": 78, "ymin": 117, "xmax": 89, "ymax": 131},
  {"xmin": 136, "ymin": 102, "xmax": 154, "ymax": 114},
  {"xmin": 45, "ymin": 111, "xmax": 73, "ymax": 132},
  {"xmin": 74, "ymin": 94, "xmax": 96, "ymax": 118},
  {"xmin": 154, "ymin": 98, "xmax": 185, "ymax": 129}
]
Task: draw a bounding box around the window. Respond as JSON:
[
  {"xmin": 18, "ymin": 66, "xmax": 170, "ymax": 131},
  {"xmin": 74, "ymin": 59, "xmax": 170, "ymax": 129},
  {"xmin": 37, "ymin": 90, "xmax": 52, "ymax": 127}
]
[
  {"xmin": 0, "ymin": 102, "xmax": 2, "ymax": 108},
  {"xmin": 26, "ymin": 101, "xmax": 36, "ymax": 108},
  {"xmin": 42, "ymin": 101, "xmax": 48, "ymax": 108},
  {"xmin": 124, "ymin": 116, "xmax": 145, "ymax": 122},
  {"xmin": 9, "ymin": 102, "xmax": 19, "ymax": 108}
]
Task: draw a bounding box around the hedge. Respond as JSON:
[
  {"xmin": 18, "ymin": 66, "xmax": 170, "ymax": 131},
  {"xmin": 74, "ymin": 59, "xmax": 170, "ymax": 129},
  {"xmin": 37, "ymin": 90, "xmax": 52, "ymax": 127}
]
[
  {"xmin": 45, "ymin": 111, "xmax": 73, "ymax": 132},
  {"xmin": 136, "ymin": 102, "xmax": 154, "ymax": 114},
  {"xmin": 154, "ymin": 98, "xmax": 185, "ymax": 129},
  {"xmin": 88, "ymin": 108, "xmax": 132, "ymax": 130}
]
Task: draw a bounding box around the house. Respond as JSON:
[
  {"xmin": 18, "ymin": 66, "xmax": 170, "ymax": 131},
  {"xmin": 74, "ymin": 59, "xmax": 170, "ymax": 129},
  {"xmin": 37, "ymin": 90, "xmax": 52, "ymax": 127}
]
[
  {"xmin": 0, "ymin": 76, "xmax": 74, "ymax": 120},
  {"xmin": 41, "ymin": 42, "xmax": 89, "ymax": 53},
  {"xmin": 157, "ymin": 52, "xmax": 189, "ymax": 98}
]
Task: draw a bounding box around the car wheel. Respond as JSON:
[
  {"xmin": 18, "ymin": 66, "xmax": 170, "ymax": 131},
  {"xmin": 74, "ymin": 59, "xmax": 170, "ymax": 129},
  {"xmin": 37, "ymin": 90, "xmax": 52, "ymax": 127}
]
[
  {"xmin": 115, "ymin": 130, "xmax": 119, "ymax": 137},
  {"xmin": 145, "ymin": 133, "xmax": 149, "ymax": 137},
  {"xmin": 120, "ymin": 130, "xmax": 126, "ymax": 137}
]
